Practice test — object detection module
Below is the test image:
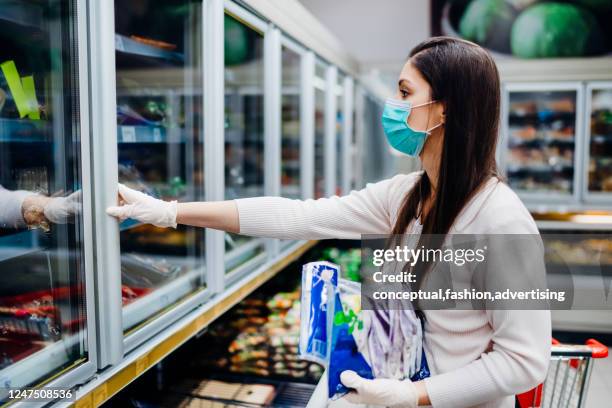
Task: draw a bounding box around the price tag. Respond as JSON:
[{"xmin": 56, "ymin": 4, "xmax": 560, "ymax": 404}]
[{"xmin": 122, "ymin": 126, "xmax": 136, "ymax": 143}]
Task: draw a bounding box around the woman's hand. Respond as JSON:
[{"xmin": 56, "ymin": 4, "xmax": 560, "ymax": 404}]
[
  {"xmin": 106, "ymin": 184, "xmax": 177, "ymax": 228},
  {"xmin": 340, "ymin": 370, "xmax": 420, "ymax": 407}
]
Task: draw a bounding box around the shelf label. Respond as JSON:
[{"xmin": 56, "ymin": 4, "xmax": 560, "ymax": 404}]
[
  {"xmin": 115, "ymin": 34, "xmax": 124, "ymax": 52},
  {"xmin": 121, "ymin": 126, "xmax": 136, "ymax": 143},
  {"xmin": 92, "ymin": 384, "xmax": 108, "ymax": 406},
  {"xmin": 153, "ymin": 127, "xmax": 162, "ymax": 142},
  {"xmin": 135, "ymin": 355, "xmax": 149, "ymax": 375}
]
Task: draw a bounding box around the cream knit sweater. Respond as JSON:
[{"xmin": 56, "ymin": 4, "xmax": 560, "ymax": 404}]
[{"xmin": 234, "ymin": 171, "xmax": 551, "ymax": 408}]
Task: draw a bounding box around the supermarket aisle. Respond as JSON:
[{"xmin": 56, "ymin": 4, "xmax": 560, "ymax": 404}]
[{"xmin": 585, "ymin": 357, "xmax": 612, "ymax": 407}]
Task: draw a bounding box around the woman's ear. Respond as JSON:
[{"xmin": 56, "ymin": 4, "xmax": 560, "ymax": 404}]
[{"xmin": 438, "ymin": 102, "xmax": 446, "ymax": 125}]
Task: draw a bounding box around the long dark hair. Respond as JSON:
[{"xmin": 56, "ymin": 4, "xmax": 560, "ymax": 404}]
[{"xmin": 391, "ymin": 37, "xmax": 501, "ymax": 297}]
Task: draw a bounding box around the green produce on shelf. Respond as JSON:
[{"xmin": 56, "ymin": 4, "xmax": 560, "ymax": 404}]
[
  {"xmin": 320, "ymin": 247, "xmax": 362, "ymax": 282},
  {"xmin": 459, "ymin": 0, "xmax": 518, "ymax": 53},
  {"xmin": 225, "ymin": 14, "xmax": 249, "ymax": 66},
  {"xmin": 510, "ymin": 2, "xmax": 605, "ymax": 58}
]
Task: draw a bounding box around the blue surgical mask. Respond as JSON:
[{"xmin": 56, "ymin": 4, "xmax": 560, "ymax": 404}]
[{"xmin": 382, "ymin": 98, "xmax": 442, "ymax": 157}]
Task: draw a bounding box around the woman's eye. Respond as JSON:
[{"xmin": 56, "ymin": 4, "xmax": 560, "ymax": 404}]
[{"xmin": 400, "ymin": 90, "xmax": 409, "ymax": 98}]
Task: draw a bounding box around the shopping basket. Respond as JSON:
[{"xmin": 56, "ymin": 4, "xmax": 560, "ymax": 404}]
[{"xmin": 516, "ymin": 338, "xmax": 608, "ymax": 408}]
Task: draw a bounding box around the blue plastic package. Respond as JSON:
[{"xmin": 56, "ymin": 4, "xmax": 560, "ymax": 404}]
[{"xmin": 298, "ymin": 261, "xmax": 339, "ymax": 366}]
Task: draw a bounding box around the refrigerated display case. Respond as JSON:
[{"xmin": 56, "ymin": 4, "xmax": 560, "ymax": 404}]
[
  {"xmin": 585, "ymin": 83, "xmax": 612, "ymax": 204},
  {"xmin": 224, "ymin": 12, "xmax": 267, "ymax": 275},
  {"xmin": 501, "ymin": 83, "xmax": 583, "ymax": 204},
  {"xmin": 0, "ymin": 0, "xmax": 96, "ymax": 400},
  {"xmin": 313, "ymin": 62, "xmax": 326, "ymax": 199},
  {"xmin": 280, "ymin": 45, "xmax": 301, "ymax": 200}
]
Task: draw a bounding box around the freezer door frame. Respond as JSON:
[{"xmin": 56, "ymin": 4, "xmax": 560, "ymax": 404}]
[
  {"xmin": 499, "ymin": 81, "xmax": 584, "ymax": 209},
  {"xmin": 583, "ymin": 81, "xmax": 612, "ymax": 207}
]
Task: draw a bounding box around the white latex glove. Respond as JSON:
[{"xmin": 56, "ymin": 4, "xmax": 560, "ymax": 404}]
[
  {"xmin": 44, "ymin": 190, "xmax": 82, "ymax": 224},
  {"xmin": 106, "ymin": 184, "xmax": 177, "ymax": 228},
  {"xmin": 340, "ymin": 370, "xmax": 418, "ymax": 408}
]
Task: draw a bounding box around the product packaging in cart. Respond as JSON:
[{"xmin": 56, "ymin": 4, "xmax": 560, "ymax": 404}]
[{"xmin": 299, "ymin": 260, "xmax": 429, "ymax": 399}]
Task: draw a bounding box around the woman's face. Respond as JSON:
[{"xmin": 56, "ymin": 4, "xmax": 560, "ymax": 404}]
[{"xmin": 396, "ymin": 61, "xmax": 445, "ymax": 136}]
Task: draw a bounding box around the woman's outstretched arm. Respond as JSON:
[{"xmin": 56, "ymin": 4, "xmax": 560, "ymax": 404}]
[
  {"xmin": 176, "ymin": 201, "xmax": 240, "ymax": 233},
  {"xmin": 107, "ymin": 173, "xmax": 418, "ymax": 240}
]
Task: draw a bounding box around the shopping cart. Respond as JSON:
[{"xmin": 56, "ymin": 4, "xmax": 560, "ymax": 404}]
[{"xmin": 516, "ymin": 338, "xmax": 609, "ymax": 408}]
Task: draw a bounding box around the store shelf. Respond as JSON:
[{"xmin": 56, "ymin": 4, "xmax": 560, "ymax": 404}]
[
  {"xmin": 0, "ymin": 118, "xmax": 50, "ymax": 143},
  {"xmin": 0, "ymin": 334, "xmax": 83, "ymax": 392},
  {"xmin": 0, "ymin": 5, "xmax": 43, "ymax": 29},
  {"xmin": 115, "ymin": 34, "xmax": 184, "ymax": 63},
  {"xmin": 117, "ymin": 125, "xmax": 186, "ymax": 143},
  {"xmin": 70, "ymin": 241, "xmax": 317, "ymax": 408},
  {"xmin": 123, "ymin": 265, "xmax": 204, "ymax": 332},
  {"xmin": 224, "ymin": 238, "xmax": 265, "ymax": 272},
  {"xmin": 0, "ymin": 230, "xmax": 40, "ymax": 262}
]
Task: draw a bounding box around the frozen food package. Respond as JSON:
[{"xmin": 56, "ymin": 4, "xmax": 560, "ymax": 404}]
[
  {"xmin": 328, "ymin": 279, "xmax": 373, "ymax": 398},
  {"xmin": 298, "ymin": 261, "xmax": 339, "ymax": 365},
  {"xmin": 300, "ymin": 261, "xmax": 429, "ymax": 400},
  {"xmin": 329, "ymin": 279, "xmax": 429, "ymax": 399}
]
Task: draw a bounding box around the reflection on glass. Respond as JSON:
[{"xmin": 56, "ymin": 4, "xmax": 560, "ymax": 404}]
[
  {"xmin": 336, "ymin": 75, "xmax": 344, "ymax": 196},
  {"xmin": 588, "ymin": 89, "xmax": 612, "ymax": 193},
  {"xmin": 0, "ymin": 0, "xmax": 88, "ymax": 395},
  {"xmin": 224, "ymin": 14, "xmax": 265, "ymax": 273},
  {"xmin": 506, "ymin": 90, "xmax": 577, "ymax": 194},
  {"xmin": 281, "ymin": 47, "xmax": 301, "ymax": 199},
  {"xmin": 115, "ymin": 0, "xmax": 205, "ymax": 332},
  {"xmin": 314, "ymin": 88, "xmax": 325, "ymax": 199}
]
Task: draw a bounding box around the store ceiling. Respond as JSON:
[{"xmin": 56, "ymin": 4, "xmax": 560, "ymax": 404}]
[{"xmin": 298, "ymin": 0, "xmax": 430, "ymax": 85}]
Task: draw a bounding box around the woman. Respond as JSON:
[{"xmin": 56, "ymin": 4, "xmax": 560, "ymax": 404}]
[{"xmin": 107, "ymin": 37, "xmax": 551, "ymax": 407}]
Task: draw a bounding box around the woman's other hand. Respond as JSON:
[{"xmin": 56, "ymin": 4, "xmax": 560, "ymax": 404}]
[
  {"xmin": 44, "ymin": 190, "xmax": 82, "ymax": 224},
  {"xmin": 339, "ymin": 370, "xmax": 419, "ymax": 407},
  {"xmin": 106, "ymin": 184, "xmax": 177, "ymax": 228}
]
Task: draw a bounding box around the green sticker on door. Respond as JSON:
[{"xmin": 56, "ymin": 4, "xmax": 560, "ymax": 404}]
[{"xmin": 0, "ymin": 60, "xmax": 40, "ymax": 120}]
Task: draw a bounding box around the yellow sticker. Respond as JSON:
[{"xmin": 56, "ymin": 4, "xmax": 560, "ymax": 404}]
[
  {"xmin": 135, "ymin": 355, "xmax": 149, "ymax": 375},
  {"xmin": 0, "ymin": 60, "xmax": 29, "ymax": 119},
  {"xmin": 21, "ymin": 75, "xmax": 40, "ymax": 120}
]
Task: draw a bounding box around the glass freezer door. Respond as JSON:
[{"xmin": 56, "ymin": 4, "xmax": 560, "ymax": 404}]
[
  {"xmin": 586, "ymin": 84, "xmax": 612, "ymax": 201},
  {"xmin": 314, "ymin": 87, "xmax": 326, "ymax": 199},
  {"xmin": 114, "ymin": 0, "xmax": 205, "ymax": 333},
  {"xmin": 224, "ymin": 13, "xmax": 266, "ymax": 275},
  {"xmin": 503, "ymin": 85, "xmax": 581, "ymax": 202},
  {"xmin": 280, "ymin": 46, "xmax": 301, "ymax": 200},
  {"xmin": 0, "ymin": 0, "xmax": 93, "ymax": 398},
  {"xmin": 335, "ymin": 74, "xmax": 344, "ymax": 196}
]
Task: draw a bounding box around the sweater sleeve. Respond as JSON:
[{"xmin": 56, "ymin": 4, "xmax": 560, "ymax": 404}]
[
  {"xmin": 424, "ymin": 223, "xmax": 551, "ymax": 407},
  {"xmin": 424, "ymin": 309, "xmax": 551, "ymax": 407},
  {"xmin": 0, "ymin": 185, "xmax": 31, "ymax": 229},
  {"xmin": 234, "ymin": 174, "xmax": 409, "ymax": 240}
]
